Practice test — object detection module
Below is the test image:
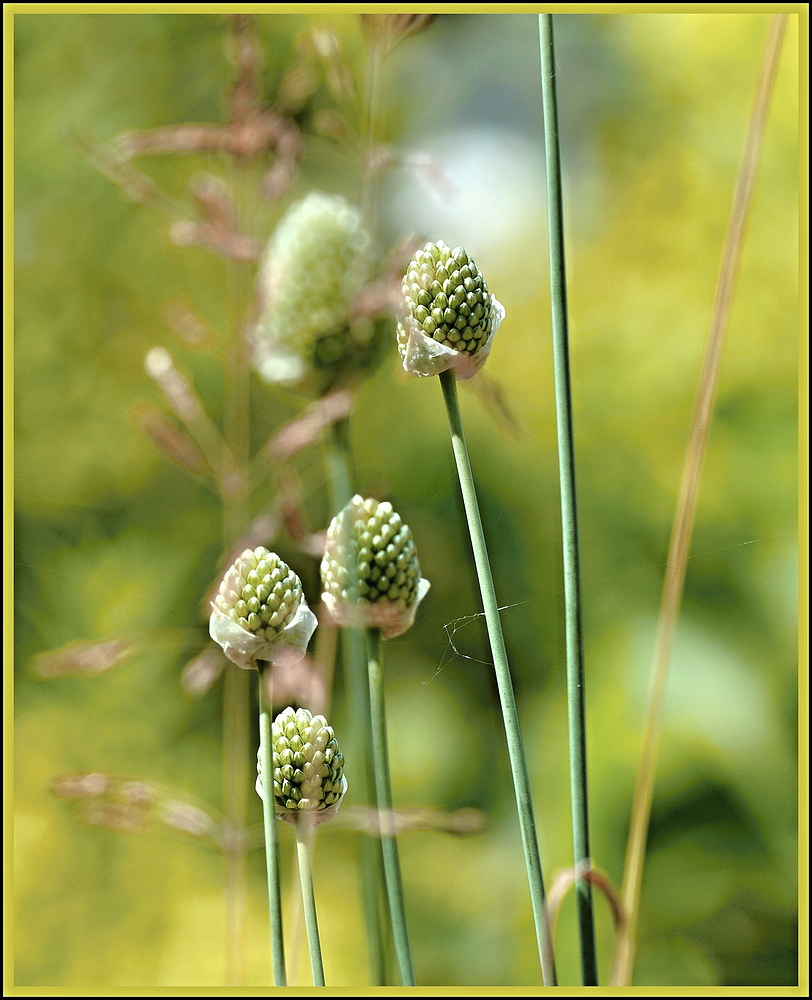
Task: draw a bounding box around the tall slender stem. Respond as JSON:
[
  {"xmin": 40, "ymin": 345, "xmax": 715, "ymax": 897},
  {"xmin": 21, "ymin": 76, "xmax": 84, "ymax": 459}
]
[
  {"xmin": 295, "ymin": 818, "xmax": 326, "ymax": 986},
  {"xmin": 610, "ymin": 14, "xmax": 787, "ymax": 986},
  {"xmin": 325, "ymin": 419, "xmax": 388, "ymax": 984},
  {"xmin": 325, "ymin": 418, "xmax": 355, "ymax": 513},
  {"xmin": 439, "ymin": 369, "xmax": 557, "ymax": 986},
  {"xmin": 357, "ymin": 30, "xmax": 396, "ymax": 983},
  {"xmin": 258, "ymin": 667, "xmax": 287, "ymax": 986},
  {"xmin": 221, "ymin": 158, "xmax": 252, "ymax": 986},
  {"xmin": 538, "ymin": 13, "xmax": 598, "ymax": 986},
  {"xmin": 365, "ymin": 627, "xmax": 415, "ymax": 986},
  {"xmin": 360, "ymin": 35, "xmax": 386, "ymax": 238},
  {"xmin": 221, "ymin": 662, "xmax": 248, "ymax": 985}
]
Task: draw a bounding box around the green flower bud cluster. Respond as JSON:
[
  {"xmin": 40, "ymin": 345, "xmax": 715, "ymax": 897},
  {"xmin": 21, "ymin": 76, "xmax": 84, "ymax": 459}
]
[
  {"xmin": 257, "ymin": 192, "xmax": 373, "ymax": 355},
  {"xmin": 214, "ymin": 547, "xmax": 303, "ymax": 640},
  {"xmin": 398, "ymin": 240, "xmax": 493, "ymax": 357},
  {"xmin": 262, "ymin": 706, "xmax": 346, "ymax": 814},
  {"xmin": 321, "ymin": 496, "xmax": 421, "ymax": 610}
]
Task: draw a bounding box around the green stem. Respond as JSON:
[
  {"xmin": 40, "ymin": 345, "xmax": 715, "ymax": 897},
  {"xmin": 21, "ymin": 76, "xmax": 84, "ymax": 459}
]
[
  {"xmin": 366, "ymin": 627, "xmax": 416, "ymax": 987},
  {"xmin": 538, "ymin": 13, "xmax": 598, "ymax": 986},
  {"xmin": 295, "ymin": 817, "xmax": 325, "ymax": 987},
  {"xmin": 221, "ymin": 159, "xmax": 252, "ymax": 986},
  {"xmin": 325, "ymin": 417, "xmax": 355, "ymax": 513},
  {"xmin": 360, "ymin": 33, "xmax": 387, "ymax": 242},
  {"xmin": 357, "ymin": 26, "xmax": 395, "ymax": 981},
  {"xmin": 258, "ymin": 667, "xmax": 287, "ymax": 986},
  {"xmin": 222, "ymin": 664, "xmax": 248, "ymax": 986},
  {"xmin": 439, "ymin": 369, "xmax": 557, "ymax": 987},
  {"xmin": 325, "ymin": 419, "xmax": 389, "ymax": 985}
]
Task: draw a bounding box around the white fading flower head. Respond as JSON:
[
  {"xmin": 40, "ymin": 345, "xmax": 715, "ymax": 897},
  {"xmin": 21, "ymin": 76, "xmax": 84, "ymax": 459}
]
[
  {"xmin": 320, "ymin": 495, "xmax": 430, "ymax": 639},
  {"xmin": 209, "ymin": 547, "xmax": 317, "ymax": 670},
  {"xmin": 252, "ymin": 192, "xmax": 374, "ymax": 387},
  {"xmin": 397, "ymin": 240, "xmax": 504, "ymax": 379}
]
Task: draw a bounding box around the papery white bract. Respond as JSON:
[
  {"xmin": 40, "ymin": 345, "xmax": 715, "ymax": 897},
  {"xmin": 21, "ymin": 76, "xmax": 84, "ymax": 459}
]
[{"xmin": 398, "ymin": 294, "xmax": 504, "ymax": 379}]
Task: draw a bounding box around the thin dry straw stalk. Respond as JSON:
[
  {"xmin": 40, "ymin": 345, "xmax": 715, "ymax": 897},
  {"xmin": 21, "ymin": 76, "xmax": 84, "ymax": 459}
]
[
  {"xmin": 538, "ymin": 12, "xmax": 598, "ymax": 985},
  {"xmin": 610, "ymin": 13, "xmax": 788, "ymax": 987}
]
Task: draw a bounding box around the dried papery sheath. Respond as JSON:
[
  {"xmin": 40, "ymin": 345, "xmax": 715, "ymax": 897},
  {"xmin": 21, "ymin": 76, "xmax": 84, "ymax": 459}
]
[
  {"xmin": 256, "ymin": 706, "xmax": 347, "ymax": 827},
  {"xmin": 321, "ymin": 495, "xmax": 430, "ymax": 639},
  {"xmin": 209, "ymin": 547, "xmax": 316, "ymax": 669},
  {"xmin": 252, "ymin": 191, "xmax": 374, "ymax": 388},
  {"xmin": 397, "ymin": 240, "xmax": 504, "ymax": 379}
]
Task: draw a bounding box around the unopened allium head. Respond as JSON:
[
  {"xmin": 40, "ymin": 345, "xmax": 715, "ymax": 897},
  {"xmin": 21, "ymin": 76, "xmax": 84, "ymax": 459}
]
[
  {"xmin": 397, "ymin": 240, "xmax": 505, "ymax": 379},
  {"xmin": 321, "ymin": 495, "xmax": 430, "ymax": 639},
  {"xmin": 209, "ymin": 547, "xmax": 317, "ymax": 670},
  {"xmin": 252, "ymin": 191, "xmax": 375, "ymax": 390},
  {"xmin": 256, "ymin": 706, "xmax": 347, "ymax": 826}
]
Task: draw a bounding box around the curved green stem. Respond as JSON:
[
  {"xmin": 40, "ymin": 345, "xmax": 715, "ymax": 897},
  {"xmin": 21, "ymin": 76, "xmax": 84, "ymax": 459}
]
[
  {"xmin": 538, "ymin": 13, "xmax": 598, "ymax": 986},
  {"xmin": 366, "ymin": 627, "xmax": 416, "ymax": 986},
  {"xmin": 258, "ymin": 667, "xmax": 286, "ymax": 986},
  {"xmin": 439, "ymin": 369, "xmax": 557, "ymax": 987},
  {"xmin": 296, "ymin": 817, "xmax": 325, "ymax": 987}
]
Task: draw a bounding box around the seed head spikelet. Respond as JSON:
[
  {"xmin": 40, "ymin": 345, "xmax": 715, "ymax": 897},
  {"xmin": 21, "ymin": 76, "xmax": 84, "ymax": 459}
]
[{"xmin": 398, "ymin": 240, "xmax": 505, "ymax": 379}]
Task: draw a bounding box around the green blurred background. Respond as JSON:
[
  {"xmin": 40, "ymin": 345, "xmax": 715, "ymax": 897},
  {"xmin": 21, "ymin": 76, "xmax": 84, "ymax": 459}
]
[{"xmin": 13, "ymin": 10, "xmax": 800, "ymax": 989}]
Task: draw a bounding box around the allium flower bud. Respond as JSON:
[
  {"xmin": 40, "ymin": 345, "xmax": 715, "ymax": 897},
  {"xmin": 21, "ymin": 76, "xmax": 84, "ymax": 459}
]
[
  {"xmin": 397, "ymin": 240, "xmax": 505, "ymax": 379},
  {"xmin": 321, "ymin": 495, "xmax": 430, "ymax": 639},
  {"xmin": 209, "ymin": 547, "xmax": 317, "ymax": 670},
  {"xmin": 252, "ymin": 192, "xmax": 376, "ymax": 390},
  {"xmin": 256, "ymin": 706, "xmax": 348, "ymax": 826}
]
